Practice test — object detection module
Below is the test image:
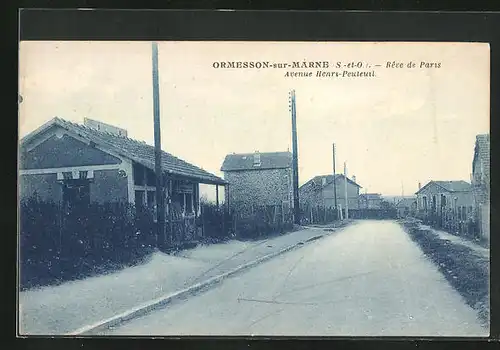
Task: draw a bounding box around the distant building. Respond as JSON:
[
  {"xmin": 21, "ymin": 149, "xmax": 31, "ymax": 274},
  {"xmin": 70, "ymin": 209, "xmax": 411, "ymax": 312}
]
[
  {"xmin": 299, "ymin": 174, "xmax": 362, "ymax": 209},
  {"xmin": 395, "ymin": 196, "xmax": 417, "ymax": 218},
  {"xmin": 359, "ymin": 193, "xmax": 383, "ymax": 209},
  {"xmin": 471, "ymin": 134, "xmax": 490, "ymax": 241},
  {"xmin": 415, "ymin": 180, "xmax": 473, "ymax": 224},
  {"xmin": 221, "ymin": 151, "xmax": 293, "ymax": 209}
]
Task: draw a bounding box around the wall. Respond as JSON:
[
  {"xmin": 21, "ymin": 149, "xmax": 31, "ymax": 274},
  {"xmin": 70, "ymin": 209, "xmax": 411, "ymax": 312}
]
[
  {"xmin": 299, "ymin": 177, "xmax": 360, "ymax": 209},
  {"xmin": 19, "ymin": 127, "xmax": 132, "ymax": 204},
  {"xmin": 19, "ymin": 173, "xmax": 62, "ymax": 203},
  {"xmin": 322, "ymin": 178, "xmax": 360, "ymax": 209},
  {"xmin": 225, "ymin": 168, "xmax": 291, "ymax": 208},
  {"xmin": 90, "ymin": 169, "xmax": 128, "ymax": 203},
  {"xmin": 416, "ymin": 182, "xmax": 474, "ymax": 219},
  {"xmin": 20, "ymin": 131, "xmax": 122, "ymax": 169}
]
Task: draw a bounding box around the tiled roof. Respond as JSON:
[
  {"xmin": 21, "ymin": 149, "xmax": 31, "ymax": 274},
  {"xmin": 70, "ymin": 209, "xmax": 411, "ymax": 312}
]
[
  {"xmin": 416, "ymin": 180, "xmax": 471, "ymax": 194},
  {"xmin": 474, "ymin": 134, "xmax": 490, "ymax": 180},
  {"xmin": 434, "ymin": 180, "xmax": 471, "ymax": 192},
  {"xmin": 299, "ymin": 174, "xmax": 361, "ymax": 190},
  {"xmin": 21, "ymin": 117, "xmax": 227, "ymax": 185},
  {"xmin": 221, "ymin": 151, "xmax": 292, "ymax": 171}
]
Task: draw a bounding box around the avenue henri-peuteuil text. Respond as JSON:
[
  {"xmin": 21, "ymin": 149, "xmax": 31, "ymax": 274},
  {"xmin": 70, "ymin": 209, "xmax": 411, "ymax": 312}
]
[
  {"xmin": 18, "ymin": 41, "xmax": 489, "ymax": 336},
  {"xmin": 212, "ymin": 59, "xmax": 441, "ymax": 78}
]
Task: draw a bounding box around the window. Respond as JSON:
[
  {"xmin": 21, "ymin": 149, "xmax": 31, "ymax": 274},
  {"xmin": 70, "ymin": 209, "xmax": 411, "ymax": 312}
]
[
  {"xmin": 63, "ymin": 171, "xmax": 73, "ymax": 180},
  {"xmin": 185, "ymin": 193, "xmax": 193, "ymax": 214},
  {"xmin": 133, "ymin": 164, "xmax": 145, "ymax": 185},
  {"xmin": 423, "ymin": 196, "xmax": 428, "ymax": 211},
  {"xmin": 147, "ymin": 190, "xmax": 156, "ymax": 208},
  {"xmin": 135, "ymin": 190, "xmax": 145, "ymax": 207},
  {"xmin": 62, "ymin": 180, "xmax": 90, "ymax": 209},
  {"xmin": 146, "ymin": 168, "xmax": 156, "ymax": 186},
  {"xmin": 79, "ymin": 171, "xmax": 88, "ymax": 180},
  {"xmin": 253, "ymin": 153, "xmax": 261, "ymax": 167}
]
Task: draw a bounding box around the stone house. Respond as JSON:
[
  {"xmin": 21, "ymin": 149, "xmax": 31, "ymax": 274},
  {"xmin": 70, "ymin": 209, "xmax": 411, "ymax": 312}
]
[
  {"xmin": 415, "ymin": 180, "xmax": 473, "ymax": 227},
  {"xmin": 299, "ymin": 174, "xmax": 362, "ymax": 210},
  {"xmin": 359, "ymin": 193, "xmax": 383, "ymax": 209},
  {"xmin": 19, "ymin": 117, "xmax": 227, "ymax": 219},
  {"xmin": 221, "ymin": 151, "xmax": 293, "ymax": 210},
  {"xmin": 471, "ymin": 134, "xmax": 490, "ymax": 241}
]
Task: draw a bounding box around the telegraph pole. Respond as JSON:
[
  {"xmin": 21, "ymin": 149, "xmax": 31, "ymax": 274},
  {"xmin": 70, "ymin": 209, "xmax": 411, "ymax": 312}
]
[
  {"xmin": 332, "ymin": 143, "xmax": 338, "ymax": 214},
  {"xmin": 289, "ymin": 90, "xmax": 300, "ymax": 225},
  {"xmin": 152, "ymin": 42, "xmax": 165, "ymax": 248},
  {"xmin": 344, "ymin": 161, "xmax": 349, "ymax": 220}
]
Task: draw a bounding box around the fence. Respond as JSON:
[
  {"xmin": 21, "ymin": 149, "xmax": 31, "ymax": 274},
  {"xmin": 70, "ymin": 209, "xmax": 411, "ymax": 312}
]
[
  {"xmin": 299, "ymin": 204, "xmax": 338, "ymax": 225},
  {"xmin": 200, "ymin": 202, "xmax": 234, "ymax": 241},
  {"xmin": 230, "ymin": 202, "xmax": 294, "ymax": 239},
  {"xmin": 416, "ymin": 209, "xmax": 480, "ymax": 239}
]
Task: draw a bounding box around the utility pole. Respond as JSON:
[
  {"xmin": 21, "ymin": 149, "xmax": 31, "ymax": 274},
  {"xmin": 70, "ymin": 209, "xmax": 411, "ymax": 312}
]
[
  {"xmin": 152, "ymin": 42, "xmax": 165, "ymax": 248},
  {"xmin": 332, "ymin": 143, "xmax": 338, "ymax": 216},
  {"xmin": 289, "ymin": 90, "xmax": 300, "ymax": 225},
  {"xmin": 344, "ymin": 161, "xmax": 349, "ymax": 220}
]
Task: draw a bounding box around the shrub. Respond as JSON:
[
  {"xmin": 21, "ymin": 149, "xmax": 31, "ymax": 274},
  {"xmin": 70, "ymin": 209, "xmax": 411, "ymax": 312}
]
[{"xmin": 19, "ymin": 198, "xmax": 156, "ymax": 290}]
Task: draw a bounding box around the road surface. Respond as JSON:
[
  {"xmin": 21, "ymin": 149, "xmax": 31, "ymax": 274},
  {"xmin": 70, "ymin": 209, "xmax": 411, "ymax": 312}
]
[{"xmin": 102, "ymin": 220, "xmax": 486, "ymax": 336}]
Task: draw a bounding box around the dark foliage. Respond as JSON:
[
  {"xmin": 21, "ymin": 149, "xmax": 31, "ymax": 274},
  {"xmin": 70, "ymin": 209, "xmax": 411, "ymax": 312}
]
[
  {"xmin": 19, "ymin": 198, "xmax": 156, "ymax": 290},
  {"xmin": 231, "ymin": 202, "xmax": 294, "ymax": 240}
]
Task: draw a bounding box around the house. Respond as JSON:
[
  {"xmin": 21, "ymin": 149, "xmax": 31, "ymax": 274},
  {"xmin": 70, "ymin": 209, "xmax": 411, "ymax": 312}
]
[
  {"xmin": 471, "ymin": 134, "xmax": 490, "ymax": 241},
  {"xmin": 19, "ymin": 117, "xmax": 227, "ymax": 219},
  {"xmin": 359, "ymin": 193, "xmax": 383, "ymax": 209},
  {"xmin": 415, "ymin": 180, "xmax": 473, "ymax": 226},
  {"xmin": 395, "ymin": 196, "xmax": 417, "ymax": 218},
  {"xmin": 221, "ymin": 151, "xmax": 293, "ymax": 209},
  {"xmin": 299, "ymin": 174, "xmax": 362, "ymax": 210}
]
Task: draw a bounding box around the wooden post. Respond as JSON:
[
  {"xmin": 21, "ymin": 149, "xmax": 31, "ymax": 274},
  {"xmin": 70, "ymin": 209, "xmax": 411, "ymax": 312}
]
[
  {"xmin": 201, "ymin": 202, "xmax": 205, "ymax": 238},
  {"xmin": 332, "ymin": 143, "xmax": 338, "ymax": 215},
  {"xmin": 282, "ymin": 201, "xmax": 285, "ymax": 225},
  {"xmin": 344, "ymin": 162, "xmax": 349, "ymax": 220},
  {"xmin": 215, "ymin": 185, "xmax": 219, "ymax": 209},
  {"xmin": 289, "ymin": 89, "xmax": 300, "ymax": 224},
  {"xmin": 151, "ymin": 41, "xmax": 165, "ymax": 249}
]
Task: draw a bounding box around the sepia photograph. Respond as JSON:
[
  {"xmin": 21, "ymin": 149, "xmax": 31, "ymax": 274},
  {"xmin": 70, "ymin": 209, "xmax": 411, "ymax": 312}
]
[{"xmin": 18, "ymin": 41, "xmax": 490, "ymax": 337}]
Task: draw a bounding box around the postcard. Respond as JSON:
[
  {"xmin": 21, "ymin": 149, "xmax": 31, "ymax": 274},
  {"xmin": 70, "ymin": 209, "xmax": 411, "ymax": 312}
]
[{"xmin": 18, "ymin": 41, "xmax": 490, "ymax": 337}]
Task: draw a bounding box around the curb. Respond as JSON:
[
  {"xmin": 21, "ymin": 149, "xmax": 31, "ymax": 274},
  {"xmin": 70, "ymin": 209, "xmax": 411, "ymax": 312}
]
[{"xmin": 66, "ymin": 233, "xmax": 327, "ymax": 336}]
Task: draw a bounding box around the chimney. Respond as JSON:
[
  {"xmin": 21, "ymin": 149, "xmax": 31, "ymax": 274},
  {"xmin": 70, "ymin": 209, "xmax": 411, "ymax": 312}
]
[
  {"xmin": 352, "ymin": 175, "xmax": 356, "ymax": 183},
  {"xmin": 418, "ymin": 182, "xmax": 421, "ymax": 190},
  {"xmin": 322, "ymin": 177, "xmax": 327, "ymax": 186},
  {"xmin": 253, "ymin": 151, "xmax": 261, "ymax": 167},
  {"xmin": 84, "ymin": 118, "xmax": 128, "ymax": 137}
]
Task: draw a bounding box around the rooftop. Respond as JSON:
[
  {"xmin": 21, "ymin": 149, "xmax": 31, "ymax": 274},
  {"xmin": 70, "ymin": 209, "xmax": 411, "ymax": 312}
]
[
  {"xmin": 416, "ymin": 180, "xmax": 471, "ymax": 194},
  {"xmin": 299, "ymin": 174, "xmax": 361, "ymax": 190},
  {"xmin": 221, "ymin": 151, "xmax": 292, "ymax": 172},
  {"xmin": 20, "ymin": 117, "xmax": 227, "ymax": 185}
]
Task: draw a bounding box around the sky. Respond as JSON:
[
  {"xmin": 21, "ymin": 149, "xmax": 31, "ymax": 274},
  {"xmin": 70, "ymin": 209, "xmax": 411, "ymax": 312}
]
[{"xmin": 18, "ymin": 41, "xmax": 489, "ymax": 196}]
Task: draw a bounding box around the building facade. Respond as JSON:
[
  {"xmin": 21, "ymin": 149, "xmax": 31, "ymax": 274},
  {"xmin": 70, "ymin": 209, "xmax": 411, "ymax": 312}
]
[
  {"xmin": 359, "ymin": 193, "xmax": 383, "ymax": 209},
  {"xmin": 396, "ymin": 197, "xmax": 417, "ymax": 218},
  {"xmin": 415, "ymin": 180, "xmax": 473, "ymax": 229},
  {"xmin": 299, "ymin": 174, "xmax": 361, "ymax": 210},
  {"xmin": 471, "ymin": 134, "xmax": 490, "ymax": 241},
  {"xmin": 19, "ymin": 117, "xmax": 226, "ymax": 220},
  {"xmin": 221, "ymin": 151, "xmax": 293, "ymax": 210}
]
